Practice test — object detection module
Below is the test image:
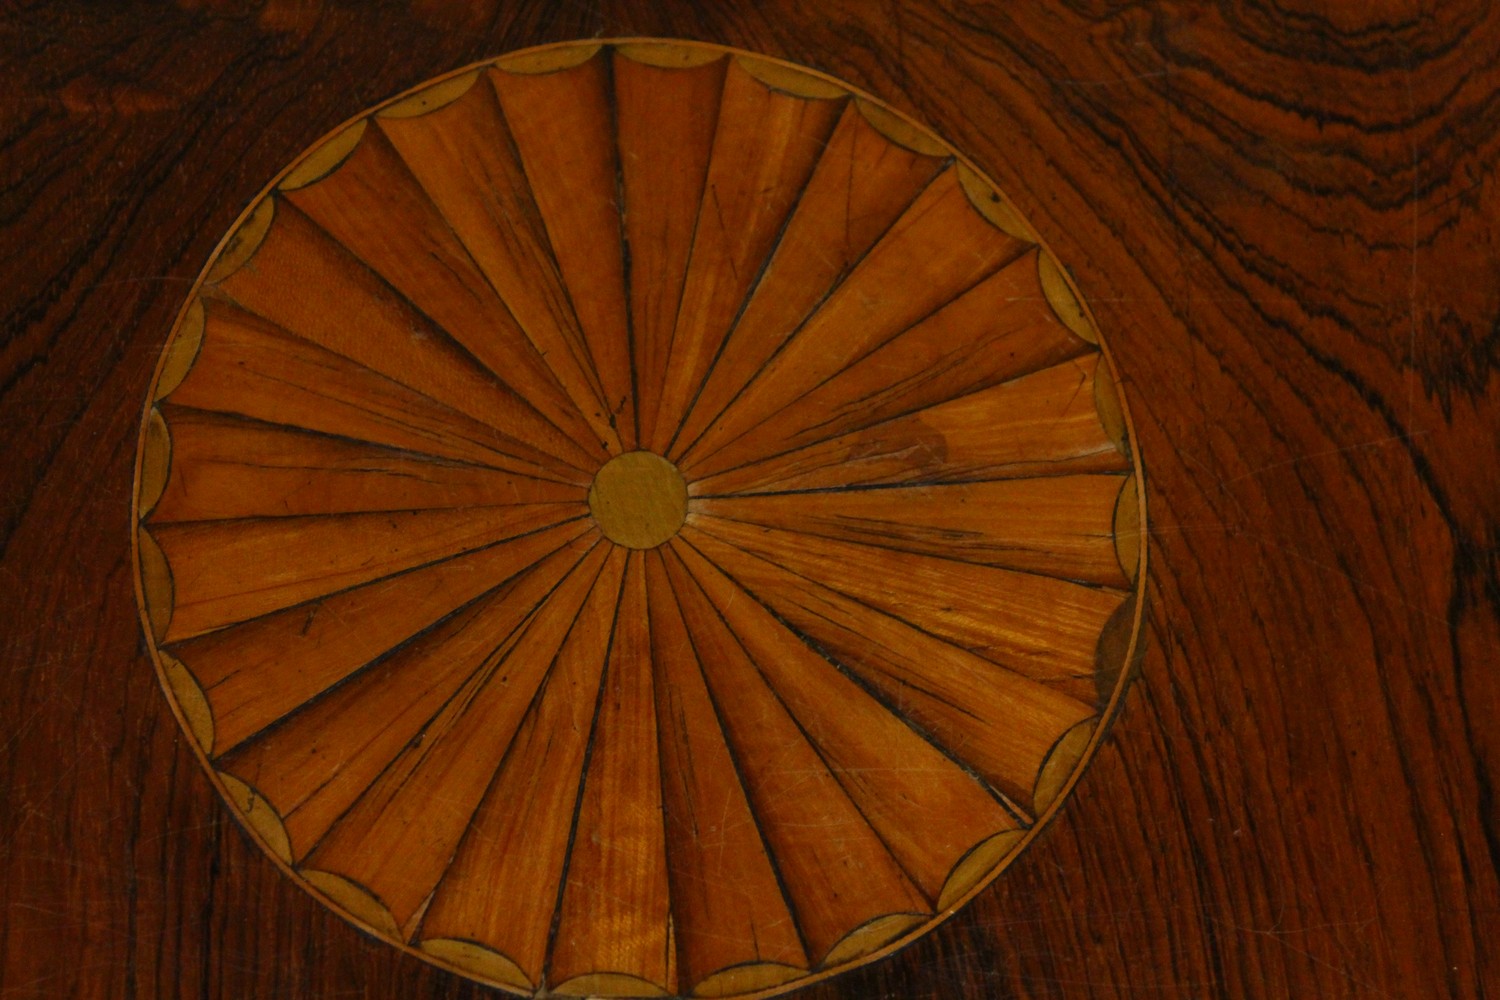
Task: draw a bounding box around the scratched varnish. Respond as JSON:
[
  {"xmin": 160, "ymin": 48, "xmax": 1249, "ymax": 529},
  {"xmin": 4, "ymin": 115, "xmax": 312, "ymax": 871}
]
[{"xmin": 130, "ymin": 39, "xmax": 1145, "ymax": 999}]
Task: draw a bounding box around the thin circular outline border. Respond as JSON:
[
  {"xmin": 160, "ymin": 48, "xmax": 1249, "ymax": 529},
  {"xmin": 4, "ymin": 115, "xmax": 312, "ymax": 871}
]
[{"xmin": 130, "ymin": 36, "xmax": 1149, "ymax": 1000}]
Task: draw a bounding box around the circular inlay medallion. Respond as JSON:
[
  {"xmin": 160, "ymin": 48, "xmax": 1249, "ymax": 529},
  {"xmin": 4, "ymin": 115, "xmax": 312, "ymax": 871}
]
[
  {"xmin": 133, "ymin": 38, "xmax": 1146, "ymax": 1000},
  {"xmin": 588, "ymin": 452, "xmax": 690, "ymax": 549}
]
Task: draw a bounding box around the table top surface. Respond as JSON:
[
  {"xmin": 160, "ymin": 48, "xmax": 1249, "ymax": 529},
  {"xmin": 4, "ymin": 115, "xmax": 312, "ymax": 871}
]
[{"xmin": 1, "ymin": 6, "xmax": 1496, "ymax": 1000}]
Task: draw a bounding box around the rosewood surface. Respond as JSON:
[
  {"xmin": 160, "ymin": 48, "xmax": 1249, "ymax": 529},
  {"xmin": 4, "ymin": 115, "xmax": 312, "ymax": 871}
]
[{"xmin": 2, "ymin": 3, "xmax": 1497, "ymax": 999}]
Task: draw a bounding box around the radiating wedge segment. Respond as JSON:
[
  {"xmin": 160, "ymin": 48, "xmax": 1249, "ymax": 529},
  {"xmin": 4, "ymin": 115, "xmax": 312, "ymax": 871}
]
[
  {"xmin": 694, "ymin": 476, "xmax": 1128, "ymax": 588},
  {"xmin": 302, "ymin": 544, "xmax": 622, "ymax": 931},
  {"xmin": 679, "ymin": 167, "xmax": 1029, "ymax": 473},
  {"xmin": 670, "ymin": 103, "xmax": 946, "ymax": 461},
  {"xmin": 661, "ymin": 545, "xmax": 927, "ymax": 962},
  {"xmin": 694, "ymin": 354, "xmax": 1131, "ymax": 496},
  {"xmin": 672, "ymin": 536, "xmax": 1018, "ymax": 901},
  {"xmin": 287, "ymin": 121, "xmax": 612, "ymax": 458},
  {"xmin": 551, "ymin": 555, "xmax": 673, "ymax": 991},
  {"xmin": 173, "ymin": 520, "xmax": 592, "ymax": 752},
  {"xmin": 152, "ymin": 408, "xmax": 581, "ymax": 523},
  {"xmin": 643, "ymin": 58, "xmax": 846, "ymax": 451},
  {"xmin": 377, "ymin": 73, "xmax": 622, "ymax": 451},
  {"xmin": 416, "ymin": 545, "xmax": 626, "ymax": 984},
  {"xmin": 690, "ymin": 518, "xmax": 1122, "ymax": 696},
  {"xmin": 169, "ymin": 300, "xmax": 581, "ymax": 482},
  {"xmin": 212, "ymin": 199, "xmax": 596, "ymax": 472},
  {"xmin": 616, "ymin": 51, "xmax": 727, "ymax": 456},
  {"xmin": 487, "ymin": 55, "xmax": 635, "ymax": 446},
  {"xmin": 644, "ymin": 553, "xmax": 809, "ymax": 985},
  {"xmin": 683, "ymin": 525, "xmax": 1097, "ymax": 806},
  {"xmin": 213, "ymin": 533, "xmax": 598, "ymax": 857},
  {"xmin": 689, "ymin": 248, "xmax": 1092, "ymax": 475},
  {"xmin": 153, "ymin": 503, "xmax": 577, "ymax": 644}
]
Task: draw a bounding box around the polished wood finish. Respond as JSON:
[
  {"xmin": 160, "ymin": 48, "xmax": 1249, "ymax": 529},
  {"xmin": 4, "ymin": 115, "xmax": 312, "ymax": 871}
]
[
  {"xmin": 2, "ymin": 5, "xmax": 1497, "ymax": 1000},
  {"xmin": 128, "ymin": 40, "xmax": 1141, "ymax": 997}
]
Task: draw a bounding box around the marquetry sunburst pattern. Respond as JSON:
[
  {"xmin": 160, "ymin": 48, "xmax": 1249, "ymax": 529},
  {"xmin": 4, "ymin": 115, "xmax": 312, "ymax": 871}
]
[{"xmin": 133, "ymin": 39, "xmax": 1145, "ymax": 1000}]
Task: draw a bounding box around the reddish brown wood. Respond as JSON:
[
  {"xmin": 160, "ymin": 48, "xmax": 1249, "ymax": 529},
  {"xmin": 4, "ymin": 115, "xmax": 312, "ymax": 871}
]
[
  {"xmin": 693, "ymin": 476, "xmax": 1130, "ymax": 587},
  {"xmin": 661, "ymin": 546, "xmax": 931, "ymax": 963},
  {"xmin": 418, "ymin": 543, "xmax": 623, "ymax": 988},
  {"xmin": 549, "ymin": 554, "xmax": 674, "ymax": 993},
  {"xmin": 300, "ymin": 543, "xmax": 619, "ymax": 931},
  {"xmin": 616, "ymin": 52, "xmax": 730, "ymax": 459},
  {"xmin": 375, "ymin": 72, "xmax": 620, "ymax": 455},
  {"xmin": 692, "ymin": 353, "xmax": 1130, "ymax": 496},
  {"xmin": 669, "ymin": 103, "xmax": 946, "ymax": 462},
  {"xmin": 282, "ymin": 121, "xmax": 615, "ymax": 462},
  {"xmin": 2, "ymin": 5, "xmax": 1497, "ymax": 1000},
  {"xmin": 644, "ymin": 550, "xmax": 811, "ymax": 987},
  {"xmin": 679, "ymin": 526, "xmax": 1098, "ymax": 813},
  {"xmin": 677, "ymin": 168, "xmax": 1031, "ymax": 475},
  {"xmin": 643, "ymin": 58, "xmax": 843, "ymax": 454},
  {"xmin": 492, "ymin": 59, "xmax": 637, "ymax": 449}
]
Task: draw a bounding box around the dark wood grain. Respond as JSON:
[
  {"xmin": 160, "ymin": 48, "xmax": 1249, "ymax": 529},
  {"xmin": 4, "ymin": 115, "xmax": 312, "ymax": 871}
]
[{"xmin": 2, "ymin": 3, "xmax": 1496, "ymax": 999}]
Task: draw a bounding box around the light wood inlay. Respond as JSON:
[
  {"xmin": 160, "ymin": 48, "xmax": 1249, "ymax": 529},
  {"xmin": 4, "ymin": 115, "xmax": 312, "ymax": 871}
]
[
  {"xmin": 588, "ymin": 451, "xmax": 689, "ymax": 549},
  {"xmin": 133, "ymin": 38, "xmax": 1146, "ymax": 1000}
]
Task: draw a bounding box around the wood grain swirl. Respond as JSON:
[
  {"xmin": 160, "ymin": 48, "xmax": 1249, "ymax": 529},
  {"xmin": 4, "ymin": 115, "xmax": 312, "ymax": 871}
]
[{"xmin": 3, "ymin": 7, "xmax": 1496, "ymax": 1000}]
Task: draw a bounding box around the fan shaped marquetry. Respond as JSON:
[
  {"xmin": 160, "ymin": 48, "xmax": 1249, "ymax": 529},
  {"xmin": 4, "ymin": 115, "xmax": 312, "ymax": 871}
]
[{"xmin": 132, "ymin": 38, "xmax": 1146, "ymax": 1000}]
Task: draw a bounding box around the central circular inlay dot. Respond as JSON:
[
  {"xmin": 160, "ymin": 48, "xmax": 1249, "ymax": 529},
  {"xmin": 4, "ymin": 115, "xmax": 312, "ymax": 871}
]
[{"xmin": 587, "ymin": 451, "xmax": 689, "ymax": 549}]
